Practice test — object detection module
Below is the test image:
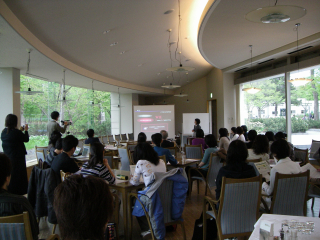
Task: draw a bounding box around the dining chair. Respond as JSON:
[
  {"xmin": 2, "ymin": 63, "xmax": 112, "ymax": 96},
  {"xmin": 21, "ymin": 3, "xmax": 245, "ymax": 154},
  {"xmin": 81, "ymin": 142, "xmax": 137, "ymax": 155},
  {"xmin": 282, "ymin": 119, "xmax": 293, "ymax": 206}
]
[
  {"xmin": 101, "ymin": 135, "xmax": 108, "ymax": 145},
  {"xmin": 185, "ymin": 144, "xmax": 203, "ymax": 159},
  {"xmin": 246, "ymin": 158, "xmax": 262, "ymax": 163},
  {"xmin": 165, "ymin": 147, "xmax": 177, "ymax": 157},
  {"xmin": 158, "ymin": 155, "xmax": 167, "ymax": 168},
  {"xmin": 35, "ymin": 146, "xmax": 48, "ymax": 164},
  {"xmin": 77, "ymin": 139, "xmax": 85, "ymax": 149},
  {"xmin": 203, "ymin": 175, "xmax": 262, "ymax": 240},
  {"xmin": 294, "ymin": 147, "xmax": 309, "ymax": 166},
  {"xmin": 127, "ymin": 143, "xmax": 137, "ymax": 152},
  {"xmin": 118, "ymin": 146, "xmax": 133, "ymax": 171},
  {"xmin": 308, "ymin": 182, "xmax": 320, "ymax": 217},
  {"xmin": 121, "ymin": 133, "xmax": 128, "ymax": 141},
  {"xmin": 82, "ymin": 144, "xmax": 90, "ymax": 158},
  {"xmin": 104, "ymin": 151, "xmax": 116, "ymax": 169},
  {"xmin": 114, "ymin": 134, "xmax": 121, "ymax": 142},
  {"xmin": 60, "ymin": 170, "xmax": 71, "ymax": 182},
  {"xmin": 127, "ymin": 133, "xmax": 134, "ymax": 141},
  {"xmin": 108, "ymin": 135, "xmax": 115, "ymax": 144},
  {"xmin": 309, "ymin": 139, "xmax": 320, "ymax": 158}
]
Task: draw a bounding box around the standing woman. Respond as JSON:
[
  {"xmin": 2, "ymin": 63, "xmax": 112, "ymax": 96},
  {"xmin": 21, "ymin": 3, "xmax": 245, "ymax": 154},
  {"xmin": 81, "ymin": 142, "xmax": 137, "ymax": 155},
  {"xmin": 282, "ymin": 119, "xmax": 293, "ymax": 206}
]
[
  {"xmin": 1, "ymin": 114, "xmax": 29, "ymax": 195},
  {"xmin": 192, "ymin": 118, "xmax": 201, "ymax": 134}
]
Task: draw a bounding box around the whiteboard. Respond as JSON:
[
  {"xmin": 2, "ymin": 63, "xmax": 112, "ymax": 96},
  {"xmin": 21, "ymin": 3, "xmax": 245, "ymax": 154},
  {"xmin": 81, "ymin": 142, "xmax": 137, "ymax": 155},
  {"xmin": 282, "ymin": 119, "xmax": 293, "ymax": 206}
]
[{"xmin": 182, "ymin": 113, "xmax": 210, "ymax": 135}]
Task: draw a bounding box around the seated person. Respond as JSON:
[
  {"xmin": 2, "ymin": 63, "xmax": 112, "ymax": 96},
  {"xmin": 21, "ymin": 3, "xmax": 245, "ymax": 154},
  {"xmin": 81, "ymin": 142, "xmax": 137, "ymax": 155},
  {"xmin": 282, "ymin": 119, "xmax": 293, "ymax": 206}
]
[
  {"xmin": 132, "ymin": 132, "xmax": 147, "ymax": 164},
  {"xmin": 51, "ymin": 135, "xmax": 80, "ymax": 179},
  {"xmin": 218, "ymin": 128, "xmax": 229, "ymax": 151},
  {"xmin": 152, "ymin": 133, "xmax": 177, "ymax": 166},
  {"xmin": 247, "ymin": 135, "xmax": 270, "ymax": 161},
  {"xmin": 46, "ymin": 130, "xmax": 62, "ymax": 166},
  {"xmin": 54, "ymin": 175, "xmax": 113, "ymax": 240},
  {"xmin": 137, "ymin": 132, "xmax": 147, "ymax": 144},
  {"xmin": 246, "ymin": 130, "xmax": 257, "ymax": 149},
  {"xmin": 46, "ymin": 138, "xmax": 63, "ymax": 166},
  {"xmin": 191, "ymin": 129, "xmax": 207, "ymax": 151},
  {"xmin": 130, "ymin": 142, "xmax": 166, "ymax": 186},
  {"xmin": 0, "ymin": 153, "xmax": 39, "ymax": 240},
  {"xmin": 84, "ymin": 129, "xmax": 101, "ymax": 145},
  {"xmin": 230, "ymin": 126, "xmax": 245, "ymax": 142},
  {"xmin": 274, "ymin": 132, "xmax": 295, "ymax": 161},
  {"xmin": 265, "ymin": 131, "xmax": 275, "ymax": 158},
  {"xmin": 160, "ymin": 130, "xmax": 174, "ymax": 148},
  {"xmin": 215, "ymin": 140, "xmax": 256, "ymax": 200},
  {"xmin": 262, "ymin": 139, "xmax": 301, "ymax": 196},
  {"xmin": 81, "ymin": 142, "xmax": 115, "ymax": 184}
]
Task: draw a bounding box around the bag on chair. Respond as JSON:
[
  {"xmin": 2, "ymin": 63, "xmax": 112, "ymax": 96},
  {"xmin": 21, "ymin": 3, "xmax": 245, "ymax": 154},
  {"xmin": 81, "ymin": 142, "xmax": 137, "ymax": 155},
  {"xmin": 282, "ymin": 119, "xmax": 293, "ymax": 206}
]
[{"xmin": 192, "ymin": 212, "xmax": 217, "ymax": 240}]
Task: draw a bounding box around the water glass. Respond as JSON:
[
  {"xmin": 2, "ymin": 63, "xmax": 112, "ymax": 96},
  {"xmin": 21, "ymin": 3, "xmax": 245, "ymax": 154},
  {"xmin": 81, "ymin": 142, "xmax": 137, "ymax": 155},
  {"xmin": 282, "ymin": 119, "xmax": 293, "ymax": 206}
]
[
  {"xmin": 289, "ymin": 220, "xmax": 298, "ymax": 229},
  {"xmin": 306, "ymin": 221, "xmax": 315, "ymax": 232}
]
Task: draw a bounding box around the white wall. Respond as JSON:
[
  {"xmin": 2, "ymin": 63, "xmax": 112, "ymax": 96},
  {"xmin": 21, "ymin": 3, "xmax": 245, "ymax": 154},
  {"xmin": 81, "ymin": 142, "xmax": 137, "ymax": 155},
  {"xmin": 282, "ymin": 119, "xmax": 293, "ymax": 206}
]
[{"xmin": 222, "ymin": 73, "xmax": 236, "ymax": 130}]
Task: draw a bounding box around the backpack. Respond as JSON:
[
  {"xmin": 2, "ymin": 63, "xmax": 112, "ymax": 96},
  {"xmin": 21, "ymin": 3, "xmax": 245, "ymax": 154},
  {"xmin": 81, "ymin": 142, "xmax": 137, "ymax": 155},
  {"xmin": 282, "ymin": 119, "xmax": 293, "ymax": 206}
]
[{"xmin": 192, "ymin": 212, "xmax": 217, "ymax": 240}]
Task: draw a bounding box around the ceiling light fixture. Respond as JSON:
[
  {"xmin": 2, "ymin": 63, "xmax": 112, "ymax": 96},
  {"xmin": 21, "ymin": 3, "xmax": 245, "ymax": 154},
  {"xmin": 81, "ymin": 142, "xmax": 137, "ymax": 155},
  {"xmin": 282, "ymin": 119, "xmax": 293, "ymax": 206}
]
[
  {"xmin": 120, "ymin": 51, "xmax": 125, "ymax": 54},
  {"xmin": 103, "ymin": 30, "xmax": 111, "ymax": 34},
  {"xmin": 110, "ymin": 42, "xmax": 118, "ymax": 47},
  {"xmin": 164, "ymin": 9, "xmax": 174, "ymax": 14},
  {"xmin": 288, "ymin": 23, "xmax": 312, "ymax": 87},
  {"xmin": 242, "ymin": 45, "xmax": 261, "ymax": 94},
  {"xmin": 57, "ymin": 69, "xmax": 73, "ymax": 103},
  {"xmin": 23, "ymin": 49, "xmax": 48, "ymax": 81},
  {"xmin": 174, "ymin": 92, "xmax": 188, "ymax": 97}
]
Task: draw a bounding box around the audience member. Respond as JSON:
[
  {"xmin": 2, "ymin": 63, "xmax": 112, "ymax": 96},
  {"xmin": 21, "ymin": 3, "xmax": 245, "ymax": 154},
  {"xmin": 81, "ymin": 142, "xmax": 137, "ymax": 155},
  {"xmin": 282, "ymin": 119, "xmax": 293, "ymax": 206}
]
[
  {"xmin": 262, "ymin": 139, "xmax": 301, "ymax": 195},
  {"xmin": 247, "ymin": 135, "xmax": 270, "ymax": 161},
  {"xmin": 46, "ymin": 130, "xmax": 62, "ymax": 166},
  {"xmin": 51, "ymin": 135, "xmax": 79, "ymax": 179},
  {"xmin": 191, "ymin": 129, "xmax": 207, "ymax": 151},
  {"xmin": 81, "ymin": 142, "xmax": 115, "ymax": 184},
  {"xmin": 47, "ymin": 111, "xmax": 68, "ymax": 140},
  {"xmin": 130, "ymin": 142, "xmax": 166, "ymax": 186},
  {"xmin": 218, "ymin": 128, "xmax": 230, "ymax": 151},
  {"xmin": 230, "ymin": 126, "xmax": 245, "ymax": 142},
  {"xmin": 230, "ymin": 127, "xmax": 237, "ymax": 139},
  {"xmin": 84, "ymin": 129, "xmax": 101, "ymax": 144},
  {"xmin": 274, "ymin": 132, "xmax": 295, "ymax": 161},
  {"xmin": 265, "ymin": 131, "xmax": 275, "ymax": 157},
  {"xmin": 1, "ymin": 114, "xmax": 29, "ymax": 195},
  {"xmin": 160, "ymin": 130, "xmax": 174, "ymax": 148},
  {"xmin": 215, "ymin": 140, "xmax": 256, "ymax": 200},
  {"xmin": 137, "ymin": 132, "xmax": 147, "ymax": 143},
  {"xmin": 246, "ymin": 130, "xmax": 257, "ymax": 149},
  {"xmin": 152, "ymin": 133, "xmax": 177, "ymax": 165},
  {"xmin": 54, "ymin": 175, "xmax": 113, "ymax": 240},
  {"xmin": 192, "ymin": 118, "xmax": 201, "ymax": 133},
  {"xmin": 241, "ymin": 125, "xmax": 248, "ymax": 141},
  {"xmin": 0, "ymin": 153, "xmax": 39, "ymax": 239}
]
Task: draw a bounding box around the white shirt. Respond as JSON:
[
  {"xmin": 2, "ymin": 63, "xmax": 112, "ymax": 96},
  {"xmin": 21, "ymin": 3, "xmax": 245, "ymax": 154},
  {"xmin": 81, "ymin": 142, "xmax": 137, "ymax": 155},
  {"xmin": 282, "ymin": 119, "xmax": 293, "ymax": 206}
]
[
  {"xmin": 130, "ymin": 159, "xmax": 166, "ymax": 186},
  {"xmin": 231, "ymin": 134, "xmax": 245, "ymax": 142},
  {"xmin": 247, "ymin": 149, "xmax": 269, "ymax": 161},
  {"xmin": 219, "ymin": 137, "xmax": 230, "ymax": 151},
  {"xmin": 262, "ymin": 157, "xmax": 301, "ymax": 195},
  {"xmin": 230, "ymin": 134, "xmax": 239, "ymax": 142}
]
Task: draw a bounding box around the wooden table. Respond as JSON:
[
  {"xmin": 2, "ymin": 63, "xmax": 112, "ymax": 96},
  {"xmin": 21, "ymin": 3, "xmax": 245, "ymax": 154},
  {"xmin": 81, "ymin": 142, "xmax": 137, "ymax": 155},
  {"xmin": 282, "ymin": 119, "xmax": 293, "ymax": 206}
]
[{"xmin": 167, "ymin": 158, "xmax": 201, "ymax": 169}]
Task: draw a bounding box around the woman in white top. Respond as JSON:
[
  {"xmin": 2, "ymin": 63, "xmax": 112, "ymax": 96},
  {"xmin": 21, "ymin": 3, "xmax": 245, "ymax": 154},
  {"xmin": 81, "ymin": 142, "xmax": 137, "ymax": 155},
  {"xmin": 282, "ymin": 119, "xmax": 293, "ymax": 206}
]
[
  {"xmin": 130, "ymin": 142, "xmax": 166, "ymax": 187},
  {"xmin": 218, "ymin": 128, "xmax": 230, "ymax": 151},
  {"xmin": 230, "ymin": 126, "xmax": 245, "ymax": 142},
  {"xmin": 247, "ymin": 135, "xmax": 270, "ymax": 161}
]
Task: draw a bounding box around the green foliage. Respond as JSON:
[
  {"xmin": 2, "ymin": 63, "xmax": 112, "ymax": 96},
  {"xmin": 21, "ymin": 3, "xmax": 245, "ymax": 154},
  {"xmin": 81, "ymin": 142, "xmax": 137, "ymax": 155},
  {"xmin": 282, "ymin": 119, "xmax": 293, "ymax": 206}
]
[
  {"xmin": 24, "ymin": 135, "xmax": 49, "ymax": 150},
  {"xmin": 306, "ymin": 119, "xmax": 320, "ymax": 129}
]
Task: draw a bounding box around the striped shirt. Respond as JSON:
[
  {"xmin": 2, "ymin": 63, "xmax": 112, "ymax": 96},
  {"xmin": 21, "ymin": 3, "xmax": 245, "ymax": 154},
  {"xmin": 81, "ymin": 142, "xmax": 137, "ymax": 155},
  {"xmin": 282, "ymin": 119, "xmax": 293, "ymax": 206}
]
[{"xmin": 81, "ymin": 163, "xmax": 115, "ymax": 184}]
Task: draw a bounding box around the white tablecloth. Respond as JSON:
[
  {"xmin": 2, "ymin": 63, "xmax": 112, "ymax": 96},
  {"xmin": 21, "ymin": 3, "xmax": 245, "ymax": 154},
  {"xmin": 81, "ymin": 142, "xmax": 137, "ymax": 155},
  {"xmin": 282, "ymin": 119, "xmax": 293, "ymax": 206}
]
[{"xmin": 249, "ymin": 214, "xmax": 320, "ymax": 240}]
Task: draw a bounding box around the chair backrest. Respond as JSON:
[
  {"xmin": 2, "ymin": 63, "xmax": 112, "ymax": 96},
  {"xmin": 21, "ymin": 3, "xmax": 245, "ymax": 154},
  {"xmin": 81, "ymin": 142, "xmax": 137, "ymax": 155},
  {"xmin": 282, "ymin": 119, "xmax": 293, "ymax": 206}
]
[
  {"xmin": 77, "ymin": 139, "xmax": 85, "ymax": 149},
  {"xmin": 101, "ymin": 135, "xmax": 108, "ymax": 145},
  {"xmin": 127, "ymin": 143, "xmax": 137, "ymax": 152},
  {"xmin": 158, "ymin": 155, "xmax": 167, "ymax": 167},
  {"xmin": 246, "ymin": 158, "xmax": 262, "ymax": 163},
  {"xmin": 310, "ymin": 139, "xmax": 320, "ymax": 158},
  {"xmin": 294, "ymin": 147, "xmax": 309, "ymax": 165},
  {"xmin": 103, "ymin": 151, "xmax": 114, "ymax": 169},
  {"xmin": 35, "ymin": 147, "xmax": 45, "ymax": 165},
  {"xmin": 118, "ymin": 147, "xmax": 132, "ymax": 171},
  {"xmin": 0, "ymin": 211, "xmax": 33, "ymax": 240},
  {"xmin": 60, "ymin": 170, "xmax": 71, "ymax": 182},
  {"xmin": 114, "ymin": 134, "xmax": 121, "ymax": 141},
  {"xmin": 206, "ymin": 153, "xmax": 223, "ymax": 189},
  {"xmin": 82, "ymin": 144, "xmax": 90, "ymax": 158},
  {"xmin": 165, "ymin": 147, "xmax": 177, "ymax": 157},
  {"xmin": 185, "ymin": 144, "xmax": 203, "ymax": 159},
  {"xmin": 127, "ymin": 133, "xmax": 134, "ymax": 140},
  {"xmin": 270, "ymin": 170, "xmax": 310, "ymax": 216},
  {"xmin": 121, "ymin": 134, "xmax": 128, "ymax": 141},
  {"xmin": 108, "ymin": 135, "xmax": 115, "ymax": 143},
  {"xmin": 217, "ymin": 176, "xmax": 262, "ymax": 238}
]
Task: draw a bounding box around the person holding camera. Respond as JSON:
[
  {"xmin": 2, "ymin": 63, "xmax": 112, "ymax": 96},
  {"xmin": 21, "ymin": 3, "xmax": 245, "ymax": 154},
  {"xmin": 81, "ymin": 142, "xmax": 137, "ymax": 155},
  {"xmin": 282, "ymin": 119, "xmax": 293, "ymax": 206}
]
[
  {"xmin": 47, "ymin": 111, "xmax": 69, "ymax": 140},
  {"xmin": 1, "ymin": 114, "xmax": 29, "ymax": 195}
]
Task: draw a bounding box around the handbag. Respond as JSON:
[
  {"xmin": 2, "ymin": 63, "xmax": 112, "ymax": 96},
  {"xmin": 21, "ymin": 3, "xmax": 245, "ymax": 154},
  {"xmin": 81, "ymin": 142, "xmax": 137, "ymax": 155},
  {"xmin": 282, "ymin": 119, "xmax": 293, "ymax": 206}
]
[{"xmin": 192, "ymin": 212, "xmax": 217, "ymax": 240}]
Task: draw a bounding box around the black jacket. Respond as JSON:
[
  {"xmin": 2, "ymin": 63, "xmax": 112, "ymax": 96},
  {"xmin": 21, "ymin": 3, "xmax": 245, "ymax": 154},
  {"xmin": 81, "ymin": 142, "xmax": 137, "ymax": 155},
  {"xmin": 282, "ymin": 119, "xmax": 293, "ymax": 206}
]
[
  {"xmin": 45, "ymin": 146, "xmax": 56, "ymax": 166},
  {"xmin": 51, "ymin": 152, "xmax": 79, "ymax": 179},
  {"xmin": 0, "ymin": 189, "xmax": 39, "ymax": 239},
  {"xmin": 84, "ymin": 137, "xmax": 100, "ymax": 145},
  {"xmin": 161, "ymin": 140, "xmax": 174, "ymax": 148},
  {"xmin": 27, "ymin": 167, "xmax": 59, "ymax": 224}
]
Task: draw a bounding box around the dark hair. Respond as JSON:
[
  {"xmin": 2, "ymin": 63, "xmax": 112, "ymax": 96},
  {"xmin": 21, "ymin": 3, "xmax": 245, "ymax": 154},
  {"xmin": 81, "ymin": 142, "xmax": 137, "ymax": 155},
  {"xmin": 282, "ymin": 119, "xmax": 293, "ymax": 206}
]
[
  {"xmin": 55, "ymin": 138, "xmax": 63, "ymax": 150},
  {"xmin": 226, "ymin": 140, "xmax": 248, "ymax": 166},
  {"xmin": 0, "ymin": 153, "xmax": 12, "ymax": 188},
  {"xmin": 54, "ymin": 175, "xmax": 113, "ymax": 240},
  {"xmin": 236, "ymin": 126, "xmax": 243, "ymax": 135},
  {"xmin": 231, "ymin": 127, "xmax": 236, "ymax": 134},
  {"xmin": 205, "ymin": 134, "xmax": 217, "ymax": 148},
  {"xmin": 151, "ymin": 133, "xmax": 162, "ymax": 147},
  {"xmin": 87, "ymin": 142, "xmax": 104, "ymax": 168},
  {"xmin": 274, "ymin": 132, "xmax": 286, "ymax": 141},
  {"xmin": 196, "ymin": 129, "xmax": 204, "ymax": 138},
  {"xmin": 51, "ymin": 111, "xmax": 60, "ymax": 120},
  {"xmin": 62, "ymin": 135, "xmax": 78, "ymax": 152},
  {"xmin": 265, "ymin": 131, "xmax": 275, "ymax": 142},
  {"xmin": 252, "ymin": 135, "xmax": 269, "ymax": 155},
  {"xmin": 241, "ymin": 125, "xmax": 248, "ymax": 133},
  {"xmin": 5, "ymin": 114, "xmax": 18, "ymax": 133},
  {"xmin": 195, "ymin": 118, "xmax": 200, "ymax": 125},
  {"xmin": 49, "ymin": 130, "xmax": 62, "ymax": 148},
  {"xmin": 137, "ymin": 132, "xmax": 147, "ymax": 143},
  {"xmin": 218, "ymin": 128, "xmax": 228, "ymax": 139},
  {"xmin": 87, "ymin": 129, "xmax": 94, "ymax": 138},
  {"xmin": 135, "ymin": 142, "xmax": 159, "ymax": 165},
  {"xmin": 247, "ymin": 130, "xmax": 257, "ymax": 142},
  {"xmin": 270, "ymin": 139, "xmax": 290, "ymax": 159}
]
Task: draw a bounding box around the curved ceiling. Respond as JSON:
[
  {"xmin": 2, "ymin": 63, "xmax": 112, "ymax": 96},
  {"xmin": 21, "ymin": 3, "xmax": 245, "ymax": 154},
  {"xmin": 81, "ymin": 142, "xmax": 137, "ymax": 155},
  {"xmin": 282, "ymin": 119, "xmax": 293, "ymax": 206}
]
[
  {"xmin": 0, "ymin": 0, "xmax": 212, "ymax": 93},
  {"xmin": 198, "ymin": 0, "xmax": 320, "ymax": 72}
]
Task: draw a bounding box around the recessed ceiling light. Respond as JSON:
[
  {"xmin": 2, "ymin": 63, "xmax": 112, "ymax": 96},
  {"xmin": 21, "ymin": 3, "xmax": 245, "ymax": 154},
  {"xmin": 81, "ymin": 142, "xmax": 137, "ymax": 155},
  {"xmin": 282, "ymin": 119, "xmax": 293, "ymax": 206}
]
[
  {"xmin": 138, "ymin": 64, "xmax": 143, "ymax": 67},
  {"xmin": 103, "ymin": 30, "xmax": 111, "ymax": 34},
  {"xmin": 110, "ymin": 42, "xmax": 118, "ymax": 46},
  {"xmin": 166, "ymin": 76, "xmax": 169, "ymax": 78},
  {"xmin": 120, "ymin": 51, "xmax": 125, "ymax": 54},
  {"xmin": 157, "ymin": 73, "xmax": 161, "ymax": 75},
  {"xmin": 164, "ymin": 9, "xmax": 174, "ymax": 14}
]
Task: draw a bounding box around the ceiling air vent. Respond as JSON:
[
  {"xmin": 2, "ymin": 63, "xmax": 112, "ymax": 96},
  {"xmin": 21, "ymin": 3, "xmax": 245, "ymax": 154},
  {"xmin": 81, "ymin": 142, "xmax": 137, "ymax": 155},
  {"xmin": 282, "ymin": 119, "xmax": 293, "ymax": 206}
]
[
  {"xmin": 235, "ymin": 67, "xmax": 248, "ymax": 72},
  {"xmin": 258, "ymin": 58, "xmax": 275, "ymax": 65},
  {"xmin": 287, "ymin": 46, "xmax": 313, "ymax": 54}
]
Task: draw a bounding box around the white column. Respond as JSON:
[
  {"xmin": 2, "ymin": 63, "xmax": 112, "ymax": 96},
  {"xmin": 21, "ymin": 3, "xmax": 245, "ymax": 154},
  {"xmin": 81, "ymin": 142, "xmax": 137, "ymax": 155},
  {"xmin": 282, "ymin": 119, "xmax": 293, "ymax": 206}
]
[
  {"xmin": 110, "ymin": 92, "xmax": 120, "ymax": 135},
  {"xmin": 0, "ymin": 68, "xmax": 21, "ymax": 151},
  {"xmin": 285, "ymin": 71, "xmax": 292, "ymax": 142}
]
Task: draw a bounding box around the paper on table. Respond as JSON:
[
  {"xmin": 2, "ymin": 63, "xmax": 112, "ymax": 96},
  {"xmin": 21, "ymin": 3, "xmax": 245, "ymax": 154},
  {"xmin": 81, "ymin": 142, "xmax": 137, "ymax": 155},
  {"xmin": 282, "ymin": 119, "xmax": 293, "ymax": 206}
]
[
  {"xmin": 185, "ymin": 159, "xmax": 201, "ymax": 162},
  {"xmin": 254, "ymin": 161, "xmax": 271, "ymax": 182},
  {"xmin": 301, "ymin": 163, "xmax": 320, "ymax": 178}
]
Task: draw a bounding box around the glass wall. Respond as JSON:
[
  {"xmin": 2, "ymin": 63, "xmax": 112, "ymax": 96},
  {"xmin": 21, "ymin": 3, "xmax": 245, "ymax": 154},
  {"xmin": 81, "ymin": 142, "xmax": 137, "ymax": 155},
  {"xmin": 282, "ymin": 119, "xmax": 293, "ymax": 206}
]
[{"xmin": 20, "ymin": 75, "xmax": 111, "ymax": 161}]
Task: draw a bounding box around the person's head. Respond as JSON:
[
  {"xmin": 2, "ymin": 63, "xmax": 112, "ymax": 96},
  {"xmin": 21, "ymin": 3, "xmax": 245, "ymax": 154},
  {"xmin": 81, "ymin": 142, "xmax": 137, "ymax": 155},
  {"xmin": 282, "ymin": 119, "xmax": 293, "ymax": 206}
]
[
  {"xmin": 160, "ymin": 130, "xmax": 168, "ymax": 140},
  {"xmin": 205, "ymin": 134, "xmax": 218, "ymax": 148},
  {"xmin": 196, "ymin": 129, "xmax": 204, "ymax": 138},
  {"xmin": 49, "ymin": 130, "xmax": 62, "ymax": 147},
  {"xmin": 87, "ymin": 129, "xmax": 94, "ymax": 138},
  {"xmin": 0, "ymin": 153, "xmax": 11, "ymax": 190},
  {"xmin": 62, "ymin": 135, "xmax": 78, "ymax": 154},
  {"xmin": 5, "ymin": 114, "xmax": 18, "ymax": 132},
  {"xmin": 252, "ymin": 135, "xmax": 269, "ymax": 155},
  {"xmin": 236, "ymin": 126, "xmax": 243, "ymax": 135},
  {"xmin": 151, "ymin": 133, "xmax": 163, "ymax": 147},
  {"xmin": 87, "ymin": 142, "xmax": 104, "ymax": 168},
  {"xmin": 247, "ymin": 130, "xmax": 257, "ymax": 142},
  {"xmin": 241, "ymin": 125, "xmax": 248, "ymax": 133},
  {"xmin": 51, "ymin": 111, "xmax": 60, "ymax": 120},
  {"xmin": 218, "ymin": 128, "xmax": 228, "ymax": 139},
  {"xmin": 226, "ymin": 140, "xmax": 248, "ymax": 166},
  {"xmin": 265, "ymin": 131, "xmax": 275, "ymax": 142},
  {"xmin": 135, "ymin": 142, "xmax": 159, "ymax": 165},
  {"xmin": 55, "ymin": 138, "xmax": 63, "ymax": 154},
  {"xmin": 137, "ymin": 132, "xmax": 147, "ymax": 143},
  {"xmin": 270, "ymin": 139, "xmax": 290, "ymax": 160},
  {"xmin": 54, "ymin": 175, "xmax": 113, "ymax": 240},
  {"xmin": 231, "ymin": 127, "xmax": 236, "ymax": 134},
  {"xmin": 194, "ymin": 118, "xmax": 200, "ymax": 125},
  {"xmin": 274, "ymin": 132, "xmax": 286, "ymax": 141}
]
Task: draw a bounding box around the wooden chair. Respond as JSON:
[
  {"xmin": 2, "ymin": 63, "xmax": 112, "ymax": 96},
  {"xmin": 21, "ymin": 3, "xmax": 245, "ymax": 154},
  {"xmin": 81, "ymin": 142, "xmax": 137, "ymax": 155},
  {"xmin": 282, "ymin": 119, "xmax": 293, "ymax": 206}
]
[
  {"xmin": 104, "ymin": 150, "xmax": 117, "ymax": 169},
  {"xmin": 294, "ymin": 147, "xmax": 309, "ymax": 166},
  {"xmin": 308, "ymin": 182, "xmax": 320, "ymax": 217},
  {"xmin": 159, "ymin": 155, "xmax": 167, "ymax": 168},
  {"xmin": 121, "ymin": 133, "xmax": 128, "ymax": 141},
  {"xmin": 77, "ymin": 139, "xmax": 85, "ymax": 149},
  {"xmin": 309, "ymin": 139, "xmax": 320, "ymax": 158},
  {"xmin": 60, "ymin": 170, "xmax": 71, "ymax": 182},
  {"xmin": 101, "ymin": 135, "xmax": 108, "ymax": 145},
  {"xmin": 164, "ymin": 147, "xmax": 177, "ymax": 157},
  {"xmin": 246, "ymin": 158, "xmax": 262, "ymax": 163},
  {"xmin": 185, "ymin": 144, "xmax": 203, "ymax": 159},
  {"xmin": 108, "ymin": 135, "xmax": 115, "ymax": 144},
  {"xmin": 127, "ymin": 133, "xmax": 134, "ymax": 141},
  {"xmin": 82, "ymin": 144, "xmax": 90, "ymax": 158},
  {"xmin": 127, "ymin": 142, "xmax": 137, "ymax": 152},
  {"xmin": 35, "ymin": 146, "xmax": 48, "ymax": 164},
  {"xmin": 203, "ymin": 175, "xmax": 262, "ymax": 240},
  {"xmin": 114, "ymin": 134, "xmax": 121, "ymax": 142},
  {"xmin": 118, "ymin": 146, "xmax": 134, "ymax": 171}
]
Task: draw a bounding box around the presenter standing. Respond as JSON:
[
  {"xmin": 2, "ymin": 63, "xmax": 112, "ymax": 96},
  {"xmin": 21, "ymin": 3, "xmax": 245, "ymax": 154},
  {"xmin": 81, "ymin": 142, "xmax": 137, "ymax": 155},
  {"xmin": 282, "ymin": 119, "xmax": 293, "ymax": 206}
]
[{"xmin": 192, "ymin": 118, "xmax": 201, "ymax": 133}]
